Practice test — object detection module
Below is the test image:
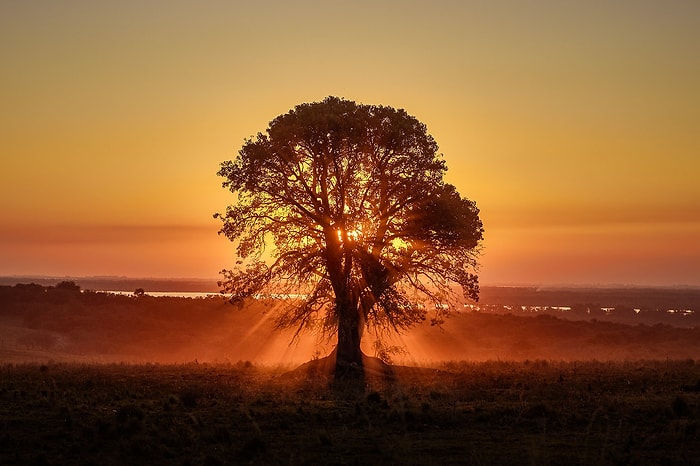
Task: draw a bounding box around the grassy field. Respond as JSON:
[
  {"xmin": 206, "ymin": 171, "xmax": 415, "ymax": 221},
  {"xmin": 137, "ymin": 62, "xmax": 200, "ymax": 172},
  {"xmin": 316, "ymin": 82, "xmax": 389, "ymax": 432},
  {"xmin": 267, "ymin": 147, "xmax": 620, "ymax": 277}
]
[
  {"xmin": 2, "ymin": 286, "xmax": 700, "ymax": 464},
  {"xmin": 2, "ymin": 360, "xmax": 699, "ymax": 465}
]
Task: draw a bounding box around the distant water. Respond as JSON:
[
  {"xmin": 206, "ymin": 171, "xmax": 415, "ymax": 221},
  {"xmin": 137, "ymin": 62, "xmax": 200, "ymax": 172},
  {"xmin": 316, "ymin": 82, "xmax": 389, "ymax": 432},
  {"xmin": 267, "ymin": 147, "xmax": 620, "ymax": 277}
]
[
  {"xmin": 99, "ymin": 290, "xmax": 308, "ymax": 300},
  {"xmin": 101, "ymin": 290, "xmax": 222, "ymax": 299}
]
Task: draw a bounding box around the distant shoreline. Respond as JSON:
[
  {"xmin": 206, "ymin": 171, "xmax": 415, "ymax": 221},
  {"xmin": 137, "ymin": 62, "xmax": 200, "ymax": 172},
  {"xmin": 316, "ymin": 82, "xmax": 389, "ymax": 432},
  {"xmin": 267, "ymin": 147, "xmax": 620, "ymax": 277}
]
[
  {"xmin": 102, "ymin": 290, "xmax": 222, "ymax": 299},
  {"xmin": 1, "ymin": 275, "xmax": 698, "ymax": 293},
  {"xmin": 2, "ymin": 276, "xmax": 700, "ymax": 314}
]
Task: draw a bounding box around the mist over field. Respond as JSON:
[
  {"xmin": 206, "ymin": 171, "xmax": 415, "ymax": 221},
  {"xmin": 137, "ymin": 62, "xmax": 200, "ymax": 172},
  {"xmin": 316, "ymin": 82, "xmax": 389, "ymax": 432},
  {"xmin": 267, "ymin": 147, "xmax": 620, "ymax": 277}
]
[
  {"xmin": 3, "ymin": 281, "xmax": 700, "ymax": 465},
  {"xmin": 2, "ymin": 280, "xmax": 699, "ymax": 365}
]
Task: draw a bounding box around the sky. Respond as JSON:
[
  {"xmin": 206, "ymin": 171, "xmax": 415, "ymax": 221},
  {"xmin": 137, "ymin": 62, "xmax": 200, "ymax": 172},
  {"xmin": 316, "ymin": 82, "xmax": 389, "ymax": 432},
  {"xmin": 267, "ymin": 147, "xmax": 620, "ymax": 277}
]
[{"xmin": 1, "ymin": 0, "xmax": 699, "ymax": 286}]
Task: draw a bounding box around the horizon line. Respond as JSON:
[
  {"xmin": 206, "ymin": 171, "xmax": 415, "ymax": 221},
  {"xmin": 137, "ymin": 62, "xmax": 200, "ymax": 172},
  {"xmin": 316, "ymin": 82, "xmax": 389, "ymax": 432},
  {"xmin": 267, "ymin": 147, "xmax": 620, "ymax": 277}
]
[{"xmin": 1, "ymin": 274, "xmax": 698, "ymax": 290}]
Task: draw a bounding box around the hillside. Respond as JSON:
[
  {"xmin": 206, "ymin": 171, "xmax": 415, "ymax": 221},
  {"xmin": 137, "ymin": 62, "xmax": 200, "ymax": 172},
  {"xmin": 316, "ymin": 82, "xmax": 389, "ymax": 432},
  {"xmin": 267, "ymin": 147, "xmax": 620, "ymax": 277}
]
[{"xmin": 2, "ymin": 283, "xmax": 699, "ymax": 364}]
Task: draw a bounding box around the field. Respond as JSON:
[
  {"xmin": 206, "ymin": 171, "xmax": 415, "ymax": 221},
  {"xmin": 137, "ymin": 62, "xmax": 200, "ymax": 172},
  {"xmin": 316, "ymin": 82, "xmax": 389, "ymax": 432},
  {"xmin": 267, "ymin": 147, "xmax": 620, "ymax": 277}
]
[
  {"xmin": 2, "ymin": 283, "xmax": 700, "ymax": 464},
  {"xmin": 2, "ymin": 284, "xmax": 700, "ymax": 365},
  {"xmin": 2, "ymin": 360, "xmax": 700, "ymax": 465}
]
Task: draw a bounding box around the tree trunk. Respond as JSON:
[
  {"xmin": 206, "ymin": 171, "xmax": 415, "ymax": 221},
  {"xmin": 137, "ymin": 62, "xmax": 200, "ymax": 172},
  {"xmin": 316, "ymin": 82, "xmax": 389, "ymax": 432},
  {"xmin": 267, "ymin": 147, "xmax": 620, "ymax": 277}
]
[
  {"xmin": 323, "ymin": 226, "xmax": 364, "ymax": 379},
  {"xmin": 334, "ymin": 298, "xmax": 364, "ymax": 379}
]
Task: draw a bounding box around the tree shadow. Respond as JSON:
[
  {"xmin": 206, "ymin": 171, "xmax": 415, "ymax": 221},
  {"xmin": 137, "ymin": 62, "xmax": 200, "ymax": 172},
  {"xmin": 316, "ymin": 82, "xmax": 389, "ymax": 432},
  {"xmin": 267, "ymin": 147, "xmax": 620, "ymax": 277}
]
[{"xmin": 283, "ymin": 349, "xmax": 396, "ymax": 394}]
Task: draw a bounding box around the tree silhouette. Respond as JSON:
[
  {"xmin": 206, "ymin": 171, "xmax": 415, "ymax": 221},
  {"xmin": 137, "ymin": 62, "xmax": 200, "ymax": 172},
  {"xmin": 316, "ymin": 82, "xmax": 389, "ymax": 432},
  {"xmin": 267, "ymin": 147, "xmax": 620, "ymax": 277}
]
[{"xmin": 216, "ymin": 96, "xmax": 483, "ymax": 377}]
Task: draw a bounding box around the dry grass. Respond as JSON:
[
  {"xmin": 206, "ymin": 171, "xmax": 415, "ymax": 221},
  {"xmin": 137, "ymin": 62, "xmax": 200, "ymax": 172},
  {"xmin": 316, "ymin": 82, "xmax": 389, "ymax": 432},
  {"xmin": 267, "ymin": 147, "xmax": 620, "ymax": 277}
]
[{"xmin": 1, "ymin": 359, "xmax": 699, "ymax": 465}]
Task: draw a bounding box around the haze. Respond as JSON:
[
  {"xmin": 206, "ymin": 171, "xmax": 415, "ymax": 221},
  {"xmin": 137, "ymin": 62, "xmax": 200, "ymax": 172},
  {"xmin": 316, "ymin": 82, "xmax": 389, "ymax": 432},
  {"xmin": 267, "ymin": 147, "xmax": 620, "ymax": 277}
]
[{"xmin": 1, "ymin": 1, "xmax": 699, "ymax": 286}]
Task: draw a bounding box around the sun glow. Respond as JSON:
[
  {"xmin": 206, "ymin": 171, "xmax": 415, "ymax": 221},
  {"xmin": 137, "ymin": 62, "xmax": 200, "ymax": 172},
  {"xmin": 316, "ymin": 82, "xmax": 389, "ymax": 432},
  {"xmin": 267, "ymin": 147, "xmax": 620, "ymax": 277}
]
[
  {"xmin": 0, "ymin": 2, "xmax": 698, "ymax": 286},
  {"xmin": 347, "ymin": 229, "xmax": 361, "ymax": 242},
  {"xmin": 337, "ymin": 227, "xmax": 362, "ymax": 243}
]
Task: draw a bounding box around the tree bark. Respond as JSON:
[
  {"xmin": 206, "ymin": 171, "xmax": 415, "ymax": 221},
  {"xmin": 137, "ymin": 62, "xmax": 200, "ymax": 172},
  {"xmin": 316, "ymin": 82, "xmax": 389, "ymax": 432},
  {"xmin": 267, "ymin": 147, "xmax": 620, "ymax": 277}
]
[
  {"xmin": 334, "ymin": 297, "xmax": 364, "ymax": 378},
  {"xmin": 323, "ymin": 226, "xmax": 365, "ymax": 378}
]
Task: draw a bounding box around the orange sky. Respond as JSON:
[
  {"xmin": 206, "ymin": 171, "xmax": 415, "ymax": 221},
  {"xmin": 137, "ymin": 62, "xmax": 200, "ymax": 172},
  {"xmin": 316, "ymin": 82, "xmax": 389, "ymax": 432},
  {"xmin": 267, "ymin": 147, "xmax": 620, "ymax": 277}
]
[{"xmin": 1, "ymin": 1, "xmax": 699, "ymax": 286}]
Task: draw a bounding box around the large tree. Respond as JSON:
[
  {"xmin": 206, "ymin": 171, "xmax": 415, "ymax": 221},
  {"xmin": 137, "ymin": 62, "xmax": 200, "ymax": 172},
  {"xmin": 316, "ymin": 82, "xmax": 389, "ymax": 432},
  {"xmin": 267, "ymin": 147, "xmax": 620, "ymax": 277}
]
[{"xmin": 216, "ymin": 96, "xmax": 483, "ymax": 377}]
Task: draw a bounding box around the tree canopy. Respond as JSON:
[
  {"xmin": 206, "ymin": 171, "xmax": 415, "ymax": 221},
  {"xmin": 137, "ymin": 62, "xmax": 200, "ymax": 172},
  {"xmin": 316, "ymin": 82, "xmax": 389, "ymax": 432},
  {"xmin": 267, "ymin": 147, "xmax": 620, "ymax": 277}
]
[{"xmin": 216, "ymin": 96, "xmax": 483, "ymax": 375}]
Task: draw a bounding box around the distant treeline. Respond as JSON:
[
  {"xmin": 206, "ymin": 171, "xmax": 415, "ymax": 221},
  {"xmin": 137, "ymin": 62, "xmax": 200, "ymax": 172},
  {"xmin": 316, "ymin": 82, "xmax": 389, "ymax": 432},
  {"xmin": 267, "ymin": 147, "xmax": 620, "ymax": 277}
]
[
  {"xmin": 2, "ymin": 282, "xmax": 700, "ymax": 363},
  {"xmin": 0, "ymin": 282, "xmax": 252, "ymax": 363},
  {"xmin": 2, "ymin": 281, "xmax": 699, "ymax": 327},
  {"xmin": 0, "ymin": 276, "xmax": 220, "ymax": 292},
  {"xmin": 479, "ymin": 286, "xmax": 700, "ymax": 309},
  {"xmin": 2, "ymin": 277, "xmax": 699, "ymax": 308},
  {"xmin": 476, "ymin": 286, "xmax": 700, "ymax": 328}
]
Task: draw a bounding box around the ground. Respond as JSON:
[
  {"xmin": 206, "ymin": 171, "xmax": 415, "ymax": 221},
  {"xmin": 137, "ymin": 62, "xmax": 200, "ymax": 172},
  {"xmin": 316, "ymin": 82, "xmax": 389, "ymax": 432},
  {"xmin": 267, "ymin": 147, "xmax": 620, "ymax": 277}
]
[{"xmin": 1, "ymin": 360, "xmax": 699, "ymax": 465}]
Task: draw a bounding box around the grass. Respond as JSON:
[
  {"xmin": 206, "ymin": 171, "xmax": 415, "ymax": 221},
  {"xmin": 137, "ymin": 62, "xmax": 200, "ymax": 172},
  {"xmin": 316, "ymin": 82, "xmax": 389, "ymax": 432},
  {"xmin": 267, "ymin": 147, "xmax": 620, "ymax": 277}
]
[{"xmin": 1, "ymin": 360, "xmax": 699, "ymax": 465}]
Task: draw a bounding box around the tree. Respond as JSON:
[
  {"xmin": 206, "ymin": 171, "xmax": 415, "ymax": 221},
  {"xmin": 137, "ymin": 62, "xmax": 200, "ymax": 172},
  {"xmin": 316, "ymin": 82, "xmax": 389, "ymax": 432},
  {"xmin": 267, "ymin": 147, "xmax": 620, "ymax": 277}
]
[
  {"xmin": 55, "ymin": 281, "xmax": 81, "ymax": 293},
  {"xmin": 216, "ymin": 96, "xmax": 483, "ymax": 377}
]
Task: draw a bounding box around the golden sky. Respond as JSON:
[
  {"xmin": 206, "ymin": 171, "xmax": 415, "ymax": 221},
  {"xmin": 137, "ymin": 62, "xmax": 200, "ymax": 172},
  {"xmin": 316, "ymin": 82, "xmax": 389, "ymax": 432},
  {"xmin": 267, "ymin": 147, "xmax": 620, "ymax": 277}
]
[{"xmin": 1, "ymin": 1, "xmax": 699, "ymax": 285}]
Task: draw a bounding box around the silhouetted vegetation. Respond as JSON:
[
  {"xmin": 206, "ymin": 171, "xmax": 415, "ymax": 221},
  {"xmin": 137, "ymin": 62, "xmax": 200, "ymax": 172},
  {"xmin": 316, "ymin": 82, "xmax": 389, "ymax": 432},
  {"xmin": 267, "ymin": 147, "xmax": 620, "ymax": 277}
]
[
  {"xmin": 216, "ymin": 97, "xmax": 483, "ymax": 376},
  {"xmin": 1, "ymin": 360, "xmax": 699, "ymax": 465},
  {"xmin": 0, "ymin": 276, "xmax": 220, "ymax": 293},
  {"xmin": 0, "ymin": 284, "xmax": 264, "ymax": 363},
  {"xmin": 1, "ymin": 283, "xmax": 700, "ymax": 364},
  {"xmin": 2, "ymin": 283, "xmax": 700, "ymax": 463},
  {"xmin": 476, "ymin": 286, "xmax": 700, "ymax": 328}
]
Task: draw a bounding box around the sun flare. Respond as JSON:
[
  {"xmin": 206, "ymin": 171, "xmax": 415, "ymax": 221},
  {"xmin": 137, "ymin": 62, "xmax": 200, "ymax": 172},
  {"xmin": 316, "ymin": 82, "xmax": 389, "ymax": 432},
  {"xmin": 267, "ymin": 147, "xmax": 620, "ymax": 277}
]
[{"xmin": 337, "ymin": 227, "xmax": 362, "ymax": 243}]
